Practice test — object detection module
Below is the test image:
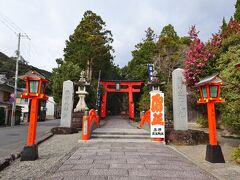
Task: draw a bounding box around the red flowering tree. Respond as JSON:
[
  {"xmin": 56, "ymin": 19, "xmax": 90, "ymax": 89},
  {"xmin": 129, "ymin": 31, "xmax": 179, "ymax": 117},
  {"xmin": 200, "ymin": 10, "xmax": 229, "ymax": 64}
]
[{"xmin": 184, "ymin": 26, "xmax": 211, "ymax": 90}]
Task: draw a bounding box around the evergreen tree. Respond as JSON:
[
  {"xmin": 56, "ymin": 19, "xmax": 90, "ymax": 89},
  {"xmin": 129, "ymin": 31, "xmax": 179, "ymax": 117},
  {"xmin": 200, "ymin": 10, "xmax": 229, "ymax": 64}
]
[
  {"xmin": 221, "ymin": 17, "xmax": 227, "ymax": 32},
  {"xmin": 144, "ymin": 27, "xmax": 156, "ymax": 41},
  {"xmin": 52, "ymin": 10, "xmax": 117, "ymax": 105},
  {"xmin": 64, "ymin": 10, "xmax": 114, "ymax": 80},
  {"xmin": 155, "ymin": 24, "xmax": 187, "ymax": 84},
  {"xmin": 51, "ymin": 60, "xmax": 81, "ymax": 104},
  {"xmin": 234, "ymin": 0, "xmax": 240, "ymax": 22},
  {"xmin": 126, "ymin": 27, "xmax": 156, "ymax": 81}
]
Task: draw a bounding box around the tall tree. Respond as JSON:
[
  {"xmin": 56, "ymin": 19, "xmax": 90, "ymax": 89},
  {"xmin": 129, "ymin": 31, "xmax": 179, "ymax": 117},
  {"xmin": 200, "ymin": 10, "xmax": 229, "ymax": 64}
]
[
  {"xmin": 52, "ymin": 10, "xmax": 116, "ymax": 105},
  {"xmin": 153, "ymin": 24, "xmax": 189, "ymax": 119},
  {"xmin": 154, "ymin": 24, "xmax": 189, "ymax": 86},
  {"xmin": 221, "ymin": 17, "xmax": 227, "ymax": 31},
  {"xmin": 234, "ymin": 0, "xmax": 240, "ymax": 22},
  {"xmin": 51, "ymin": 60, "xmax": 81, "ymax": 104},
  {"xmin": 126, "ymin": 27, "xmax": 156, "ymax": 81},
  {"xmin": 64, "ymin": 10, "xmax": 114, "ymax": 80}
]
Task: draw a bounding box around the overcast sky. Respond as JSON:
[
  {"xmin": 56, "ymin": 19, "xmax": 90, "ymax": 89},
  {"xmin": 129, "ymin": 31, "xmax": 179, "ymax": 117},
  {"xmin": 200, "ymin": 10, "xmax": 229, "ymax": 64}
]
[{"xmin": 0, "ymin": 0, "xmax": 236, "ymax": 72}]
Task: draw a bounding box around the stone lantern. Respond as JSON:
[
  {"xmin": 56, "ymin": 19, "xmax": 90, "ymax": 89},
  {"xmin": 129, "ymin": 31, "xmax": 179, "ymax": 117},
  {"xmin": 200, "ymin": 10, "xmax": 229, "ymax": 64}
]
[
  {"xmin": 74, "ymin": 70, "xmax": 90, "ymax": 112},
  {"xmin": 72, "ymin": 70, "xmax": 90, "ymax": 128}
]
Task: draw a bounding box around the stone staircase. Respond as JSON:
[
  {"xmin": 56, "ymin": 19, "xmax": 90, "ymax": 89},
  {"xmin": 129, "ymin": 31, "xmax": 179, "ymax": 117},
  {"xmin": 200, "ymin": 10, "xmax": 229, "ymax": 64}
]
[
  {"xmin": 90, "ymin": 116, "xmax": 151, "ymax": 142},
  {"xmin": 91, "ymin": 128, "xmax": 150, "ymax": 139}
]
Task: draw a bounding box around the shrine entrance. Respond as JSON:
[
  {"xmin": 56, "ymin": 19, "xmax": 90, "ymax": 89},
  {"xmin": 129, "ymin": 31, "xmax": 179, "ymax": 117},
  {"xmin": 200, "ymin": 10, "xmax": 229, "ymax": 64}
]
[{"xmin": 100, "ymin": 80, "xmax": 144, "ymax": 119}]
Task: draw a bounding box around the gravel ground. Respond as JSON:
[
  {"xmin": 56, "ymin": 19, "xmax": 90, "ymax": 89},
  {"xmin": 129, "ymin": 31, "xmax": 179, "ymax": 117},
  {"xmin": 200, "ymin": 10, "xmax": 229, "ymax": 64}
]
[{"xmin": 0, "ymin": 132, "xmax": 81, "ymax": 180}]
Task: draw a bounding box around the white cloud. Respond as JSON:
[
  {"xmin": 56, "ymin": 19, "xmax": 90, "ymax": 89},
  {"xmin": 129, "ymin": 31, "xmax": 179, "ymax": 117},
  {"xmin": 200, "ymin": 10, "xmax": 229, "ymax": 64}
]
[{"xmin": 0, "ymin": 0, "xmax": 236, "ymax": 72}]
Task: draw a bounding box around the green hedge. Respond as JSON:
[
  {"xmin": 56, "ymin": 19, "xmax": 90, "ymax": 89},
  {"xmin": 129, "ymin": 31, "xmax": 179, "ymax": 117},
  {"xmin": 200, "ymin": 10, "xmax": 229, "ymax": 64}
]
[{"xmin": 232, "ymin": 146, "xmax": 240, "ymax": 164}]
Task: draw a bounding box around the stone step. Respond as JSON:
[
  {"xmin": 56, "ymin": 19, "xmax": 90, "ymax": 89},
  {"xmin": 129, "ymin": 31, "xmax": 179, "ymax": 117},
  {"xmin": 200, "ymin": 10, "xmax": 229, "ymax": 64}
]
[
  {"xmin": 93, "ymin": 128, "xmax": 149, "ymax": 136},
  {"xmin": 84, "ymin": 138, "xmax": 152, "ymax": 142},
  {"xmin": 91, "ymin": 134, "xmax": 150, "ymax": 139},
  {"xmin": 92, "ymin": 131, "xmax": 149, "ymax": 136}
]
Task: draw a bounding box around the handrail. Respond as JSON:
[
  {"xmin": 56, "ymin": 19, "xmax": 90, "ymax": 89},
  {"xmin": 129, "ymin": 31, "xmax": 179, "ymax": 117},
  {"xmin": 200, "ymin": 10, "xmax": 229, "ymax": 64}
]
[
  {"xmin": 82, "ymin": 109, "xmax": 99, "ymax": 141},
  {"xmin": 139, "ymin": 110, "xmax": 150, "ymax": 128},
  {"xmin": 88, "ymin": 109, "xmax": 100, "ymax": 130}
]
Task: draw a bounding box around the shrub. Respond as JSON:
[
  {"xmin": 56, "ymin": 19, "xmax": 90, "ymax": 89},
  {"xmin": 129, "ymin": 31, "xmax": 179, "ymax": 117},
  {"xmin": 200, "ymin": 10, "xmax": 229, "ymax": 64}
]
[
  {"xmin": 196, "ymin": 116, "xmax": 208, "ymax": 128},
  {"xmin": 232, "ymin": 146, "xmax": 240, "ymax": 164}
]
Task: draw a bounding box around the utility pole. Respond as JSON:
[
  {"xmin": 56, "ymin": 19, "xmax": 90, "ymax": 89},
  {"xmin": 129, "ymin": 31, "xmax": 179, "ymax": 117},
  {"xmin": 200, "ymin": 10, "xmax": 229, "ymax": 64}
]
[{"xmin": 11, "ymin": 33, "xmax": 30, "ymax": 126}]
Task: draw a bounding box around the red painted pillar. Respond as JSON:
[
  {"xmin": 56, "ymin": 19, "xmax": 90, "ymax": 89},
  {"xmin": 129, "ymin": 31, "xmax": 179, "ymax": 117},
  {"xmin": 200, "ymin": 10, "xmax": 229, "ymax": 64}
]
[
  {"xmin": 27, "ymin": 98, "xmax": 39, "ymax": 146},
  {"xmin": 101, "ymin": 92, "xmax": 107, "ymax": 118},
  {"xmin": 207, "ymin": 101, "xmax": 218, "ymax": 145},
  {"xmin": 128, "ymin": 86, "xmax": 134, "ymax": 119}
]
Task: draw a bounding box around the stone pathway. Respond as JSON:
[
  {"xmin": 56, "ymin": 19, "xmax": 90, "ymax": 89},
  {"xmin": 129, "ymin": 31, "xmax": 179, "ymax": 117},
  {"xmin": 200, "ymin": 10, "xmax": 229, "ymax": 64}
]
[{"xmin": 47, "ymin": 116, "xmax": 217, "ymax": 180}]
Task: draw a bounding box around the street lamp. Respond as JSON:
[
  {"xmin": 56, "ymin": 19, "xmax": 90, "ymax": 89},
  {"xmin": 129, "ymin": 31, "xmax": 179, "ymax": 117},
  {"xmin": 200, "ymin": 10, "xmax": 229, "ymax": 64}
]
[
  {"xmin": 196, "ymin": 74, "xmax": 225, "ymax": 163},
  {"xmin": 19, "ymin": 70, "xmax": 48, "ymax": 161}
]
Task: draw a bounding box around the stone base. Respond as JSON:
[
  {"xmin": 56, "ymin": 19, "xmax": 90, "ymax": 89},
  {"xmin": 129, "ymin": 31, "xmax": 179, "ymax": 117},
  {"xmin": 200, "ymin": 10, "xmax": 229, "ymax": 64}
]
[
  {"xmin": 21, "ymin": 144, "xmax": 38, "ymax": 161},
  {"xmin": 72, "ymin": 112, "xmax": 84, "ymax": 129},
  {"xmin": 165, "ymin": 129, "xmax": 209, "ymax": 145},
  {"xmin": 51, "ymin": 127, "xmax": 78, "ymax": 134},
  {"xmin": 205, "ymin": 144, "xmax": 225, "ymax": 163}
]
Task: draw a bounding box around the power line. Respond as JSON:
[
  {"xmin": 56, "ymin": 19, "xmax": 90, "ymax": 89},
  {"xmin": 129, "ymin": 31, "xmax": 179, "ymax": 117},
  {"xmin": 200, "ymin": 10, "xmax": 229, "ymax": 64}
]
[
  {"xmin": 0, "ymin": 18, "xmax": 18, "ymax": 35},
  {"xmin": 0, "ymin": 11, "xmax": 26, "ymax": 35},
  {"xmin": 0, "ymin": 12, "xmax": 32, "ymax": 126}
]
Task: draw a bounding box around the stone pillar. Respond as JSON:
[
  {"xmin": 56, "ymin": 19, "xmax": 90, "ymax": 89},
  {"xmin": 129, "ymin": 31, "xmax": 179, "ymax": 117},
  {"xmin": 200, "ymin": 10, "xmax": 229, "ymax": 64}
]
[
  {"xmin": 172, "ymin": 68, "xmax": 188, "ymax": 130},
  {"xmin": 60, "ymin": 80, "xmax": 74, "ymax": 127}
]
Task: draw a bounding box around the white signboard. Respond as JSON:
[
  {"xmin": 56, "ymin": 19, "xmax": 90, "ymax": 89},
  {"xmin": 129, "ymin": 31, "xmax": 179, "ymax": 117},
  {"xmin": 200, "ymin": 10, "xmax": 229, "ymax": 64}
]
[{"xmin": 150, "ymin": 91, "xmax": 165, "ymax": 139}]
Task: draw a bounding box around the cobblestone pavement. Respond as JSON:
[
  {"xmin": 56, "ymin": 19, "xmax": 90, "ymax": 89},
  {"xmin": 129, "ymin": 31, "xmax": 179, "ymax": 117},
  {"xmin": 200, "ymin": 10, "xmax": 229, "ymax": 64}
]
[
  {"xmin": 46, "ymin": 117, "xmax": 217, "ymax": 180},
  {"xmin": 47, "ymin": 141, "xmax": 217, "ymax": 180},
  {"xmin": 0, "ymin": 117, "xmax": 220, "ymax": 179}
]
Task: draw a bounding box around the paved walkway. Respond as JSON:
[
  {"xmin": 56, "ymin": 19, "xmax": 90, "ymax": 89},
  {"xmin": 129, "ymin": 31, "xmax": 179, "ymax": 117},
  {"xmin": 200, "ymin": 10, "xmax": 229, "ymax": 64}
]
[{"xmin": 48, "ymin": 116, "xmax": 217, "ymax": 180}]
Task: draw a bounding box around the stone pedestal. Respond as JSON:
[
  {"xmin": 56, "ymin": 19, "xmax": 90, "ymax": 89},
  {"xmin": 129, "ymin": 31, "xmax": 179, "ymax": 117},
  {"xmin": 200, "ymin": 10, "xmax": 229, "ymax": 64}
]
[
  {"xmin": 172, "ymin": 68, "xmax": 188, "ymax": 130},
  {"xmin": 21, "ymin": 144, "xmax": 38, "ymax": 161},
  {"xmin": 72, "ymin": 112, "xmax": 84, "ymax": 129},
  {"xmin": 206, "ymin": 144, "xmax": 225, "ymax": 163}
]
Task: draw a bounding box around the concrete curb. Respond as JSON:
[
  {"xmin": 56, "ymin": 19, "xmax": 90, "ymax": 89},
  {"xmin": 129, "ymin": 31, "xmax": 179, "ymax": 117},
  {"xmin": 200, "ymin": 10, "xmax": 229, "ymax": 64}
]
[
  {"xmin": 37, "ymin": 132, "xmax": 54, "ymax": 145},
  {"xmin": 0, "ymin": 132, "xmax": 54, "ymax": 172}
]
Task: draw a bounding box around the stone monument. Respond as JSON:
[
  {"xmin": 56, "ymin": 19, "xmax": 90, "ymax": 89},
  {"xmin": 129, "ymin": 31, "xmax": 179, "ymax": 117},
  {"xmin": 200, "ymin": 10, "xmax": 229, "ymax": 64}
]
[
  {"xmin": 172, "ymin": 68, "xmax": 188, "ymax": 130},
  {"xmin": 60, "ymin": 80, "xmax": 74, "ymax": 127}
]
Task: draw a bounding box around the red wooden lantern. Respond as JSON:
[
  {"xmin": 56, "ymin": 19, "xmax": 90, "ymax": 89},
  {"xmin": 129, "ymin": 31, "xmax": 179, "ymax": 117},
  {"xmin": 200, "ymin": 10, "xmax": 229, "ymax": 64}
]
[
  {"xmin": 196, "ymin": 74, "xmax": 225, "ymax": 163},
  {"xmin": 20, "ymin": 70, "xmax": 48, "ymax": 100},
  {"xmin": 197, "ymin": 74, "xmax": 224, "ymax": 104},
  {"xmin": 19, "ymin": 70, "xmax": 48, "ymax": 161}
]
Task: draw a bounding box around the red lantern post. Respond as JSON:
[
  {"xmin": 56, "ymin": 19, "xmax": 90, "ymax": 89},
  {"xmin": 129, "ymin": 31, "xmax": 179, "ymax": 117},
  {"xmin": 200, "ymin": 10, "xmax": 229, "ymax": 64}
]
[
  {"xmin": 19, "ymin": 70, "xmax": 48, "ymax": 161},
  {"xmin": 196, "ymin": 74, "xmax": 225, "ymax": 163}
]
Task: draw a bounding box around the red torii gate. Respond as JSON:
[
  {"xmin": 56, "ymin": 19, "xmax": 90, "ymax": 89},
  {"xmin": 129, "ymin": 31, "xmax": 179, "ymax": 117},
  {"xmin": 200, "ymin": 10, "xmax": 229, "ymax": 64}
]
[{"xmin": 100, "ymin": 80, "xmax": 144, "ymax": 119}]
